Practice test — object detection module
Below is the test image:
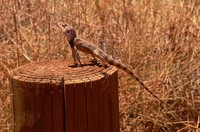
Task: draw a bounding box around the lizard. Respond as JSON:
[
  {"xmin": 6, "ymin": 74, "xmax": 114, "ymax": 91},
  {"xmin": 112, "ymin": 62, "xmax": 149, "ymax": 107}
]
[{"xmin": 57, "ymin": 22, "xmax": 164, "ymax": 104}]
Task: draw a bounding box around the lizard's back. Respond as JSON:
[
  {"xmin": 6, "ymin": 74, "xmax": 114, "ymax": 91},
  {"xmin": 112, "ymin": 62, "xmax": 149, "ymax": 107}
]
[{"xmin": 74, "ymin": 37, "xmax": 98, "ymax": 55}]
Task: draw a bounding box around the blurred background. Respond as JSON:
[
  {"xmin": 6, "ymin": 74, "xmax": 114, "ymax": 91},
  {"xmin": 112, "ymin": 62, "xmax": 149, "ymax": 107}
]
[{"xmin": 0, "ymin": 0, "xmax": 199, "ymax": 131}]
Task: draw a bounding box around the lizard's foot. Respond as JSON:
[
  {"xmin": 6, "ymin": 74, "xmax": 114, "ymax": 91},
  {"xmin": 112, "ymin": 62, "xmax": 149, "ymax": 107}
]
[
  {"xmin": 90, "ymin": 58, "xmax": 98, "ymax": 63},
  {"xmin": 73, "ymin": 63, "xmax": 79, "ymax": 67},
  {"xmin": 101, "ymin": 63, "xmax": 109, "ymax": 68},
  {"xmin": 72, "ymin": 63, "xmax": 83, "ymax": 67},
  {"xmin": 78, "ymin": 63, "xmax": 83, "ymax": 67}
]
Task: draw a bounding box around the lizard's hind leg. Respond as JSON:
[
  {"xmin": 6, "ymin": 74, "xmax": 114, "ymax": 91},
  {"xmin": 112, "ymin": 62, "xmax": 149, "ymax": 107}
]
[
  {"xmin": 90, "ymin": 54, "xmax": 98, "ymax": 63},
  {"xmin": 93, "ymin": 54, "xmax": 109, "ymax": 67}
]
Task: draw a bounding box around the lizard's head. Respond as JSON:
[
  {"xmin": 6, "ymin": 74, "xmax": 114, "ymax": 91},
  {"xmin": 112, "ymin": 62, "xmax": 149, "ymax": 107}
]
[{"xmin": 57, "ymin": 22, "xmax": 77, "ymax": 41}]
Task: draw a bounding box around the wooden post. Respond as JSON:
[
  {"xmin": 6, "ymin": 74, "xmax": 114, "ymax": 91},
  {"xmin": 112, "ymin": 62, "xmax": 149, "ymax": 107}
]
[{"xmin": 10, "ymin": 60, "xmax": 119, "ymax": 132}]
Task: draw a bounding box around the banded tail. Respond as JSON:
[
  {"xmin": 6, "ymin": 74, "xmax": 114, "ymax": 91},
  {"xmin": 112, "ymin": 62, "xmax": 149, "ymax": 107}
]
[{"xmin": 101, "ymin": 52, "xmax": 164, "ymax": 104}]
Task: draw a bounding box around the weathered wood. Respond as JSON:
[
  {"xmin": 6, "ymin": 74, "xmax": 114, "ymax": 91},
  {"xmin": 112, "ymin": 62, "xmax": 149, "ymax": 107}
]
[{"xmin": 10, "ymin": 60, "xmax": 119, "ymax": 132}]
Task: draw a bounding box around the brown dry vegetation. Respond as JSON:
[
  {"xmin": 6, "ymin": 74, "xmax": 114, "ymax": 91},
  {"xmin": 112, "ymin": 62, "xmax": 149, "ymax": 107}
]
[{"xmin": 0, "ymin": 0, "xmax": 200, "ymax": 131}]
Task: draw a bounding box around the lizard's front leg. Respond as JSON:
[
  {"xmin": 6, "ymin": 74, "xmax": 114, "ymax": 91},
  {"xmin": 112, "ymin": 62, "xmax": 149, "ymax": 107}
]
[{"xmin": 71, "ymin": 47, "xmax": 82, "ymax": 66}]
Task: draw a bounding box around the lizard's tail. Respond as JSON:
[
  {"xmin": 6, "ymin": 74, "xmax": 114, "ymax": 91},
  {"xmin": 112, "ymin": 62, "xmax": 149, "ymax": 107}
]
[{"xmin": 102, "ymin": 52, "xmax": 164, "ymax": 104}]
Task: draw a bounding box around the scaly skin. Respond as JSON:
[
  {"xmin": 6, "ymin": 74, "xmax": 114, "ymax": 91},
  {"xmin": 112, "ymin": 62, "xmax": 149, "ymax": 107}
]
[{"xmin": 57, "ymin": 22, "xmax": 164, "ymax": 104}]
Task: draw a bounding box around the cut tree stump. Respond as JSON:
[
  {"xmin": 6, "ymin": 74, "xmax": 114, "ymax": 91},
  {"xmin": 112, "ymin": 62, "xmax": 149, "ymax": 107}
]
[{"xmin": 10, "ymin": 60, "xmax": 119, "ymax": 132}]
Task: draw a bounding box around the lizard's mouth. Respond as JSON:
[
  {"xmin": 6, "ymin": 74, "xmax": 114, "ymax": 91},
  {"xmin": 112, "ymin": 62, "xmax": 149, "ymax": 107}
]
[
  {"xmin": 62, "ymin": 29, "xmax": 66, "ymax": 32},
  {"xmin": 58, "ymin": 24, "xmax": 63, "ymax": 30},
  {"xmin": 57, "ymin": 22, "xmax": 64, "ymax": 29}
]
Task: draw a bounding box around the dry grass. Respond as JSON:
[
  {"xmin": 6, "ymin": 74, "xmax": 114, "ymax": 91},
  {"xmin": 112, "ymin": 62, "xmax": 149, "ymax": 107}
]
[{"xmin": 0, "ymin": 0, "xmax": 199, "ymax": 131}]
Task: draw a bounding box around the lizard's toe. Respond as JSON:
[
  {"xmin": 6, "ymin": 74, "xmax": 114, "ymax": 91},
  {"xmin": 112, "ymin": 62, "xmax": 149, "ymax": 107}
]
[
  {"xmin": 74, "ymin": 63, "xmax": 78, "ymax": 67},
  {"xmin": 78, "ymin": 63, "xmax": 83, "ymax": 67},
  {"xmin": 90, "ymin": 59, "xmax": 98, "ymax": 63}
]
